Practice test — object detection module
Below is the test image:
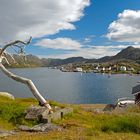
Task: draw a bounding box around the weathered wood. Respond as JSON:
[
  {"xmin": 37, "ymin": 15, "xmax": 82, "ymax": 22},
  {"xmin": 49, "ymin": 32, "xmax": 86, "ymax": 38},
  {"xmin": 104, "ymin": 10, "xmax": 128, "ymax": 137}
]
[{"xmin": 0, "ymin": 38, "xmax": 52, "ymax": 112}]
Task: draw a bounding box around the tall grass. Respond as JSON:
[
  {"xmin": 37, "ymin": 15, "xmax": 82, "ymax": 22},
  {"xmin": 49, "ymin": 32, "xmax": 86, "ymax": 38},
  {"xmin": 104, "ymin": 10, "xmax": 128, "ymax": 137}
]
[
  {"xmin": 58, "ymin": 107, "xmax": 140, "ymax": 134},
  {"xmin": 100, "ymin": 115, "xmax": 140, "ymax": 133}
]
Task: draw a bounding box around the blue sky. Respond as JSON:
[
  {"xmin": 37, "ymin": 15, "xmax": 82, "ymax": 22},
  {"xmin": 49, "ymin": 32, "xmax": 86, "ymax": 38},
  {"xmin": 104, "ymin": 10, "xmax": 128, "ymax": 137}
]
[{"xmin": 1, "ymin": 0, "xmax": 140, "ymax": 58}]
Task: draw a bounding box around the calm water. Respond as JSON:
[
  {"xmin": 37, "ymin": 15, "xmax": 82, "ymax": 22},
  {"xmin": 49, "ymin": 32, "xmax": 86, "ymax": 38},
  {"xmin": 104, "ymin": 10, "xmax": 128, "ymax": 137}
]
[{"xmin": 0, "ymin": 67, "xmax": 140, "ymax": 104}]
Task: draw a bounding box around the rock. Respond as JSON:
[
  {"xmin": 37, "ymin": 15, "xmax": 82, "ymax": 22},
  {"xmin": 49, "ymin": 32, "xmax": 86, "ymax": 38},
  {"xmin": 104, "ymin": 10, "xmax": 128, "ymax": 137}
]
[
  {"xmin": 103, "ymin": 104, "xmax": 116, "ymax": 111},
  {"xmin": 19, "ymin": 123, "xmax": 62, "ymax": 132},
  {"xmin": 0, "ymin": 130, "xmax": 15, "ymax": 138},
  {"xmin": 0, "ymin": 92, "xmax": 15, "ymax": 100},
  {"xmin": 18, "ymin": 125, "xmax": 31, "ymax": 131},
  {"xmin": 42, "ymin": 107, "xmax": 73, "ymax": 121},
  {"xmin": 25, "ymin": 106, "xmax": 50, "ymax": 120},
  {"xmin": 25, "ymin": 106, "xmax": 73, "ymax": 123},
  {"xmin": 31, "ymin": 123, "xmax": 62, "ymax": 132}
]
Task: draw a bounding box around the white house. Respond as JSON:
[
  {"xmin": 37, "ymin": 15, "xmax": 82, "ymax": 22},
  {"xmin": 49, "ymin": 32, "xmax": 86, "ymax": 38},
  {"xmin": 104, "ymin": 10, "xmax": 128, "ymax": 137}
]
[
  {"xmin": 76, "ymin": 67, "xmax": 83, "ymax": 72},
  {"xmin": 95, "ymin": 66, "xmax": 99, "ymax": 70},
  {"xmin": 102, "ymin": 67, "xmax": 105, "ymax": 71},
  {"xmin": 120, "ymin": 66, "xmax": 127, "ymax": 71},
  {"xmin": 108, "ymin": 66, "xmax": 112, "ymax": 71}
]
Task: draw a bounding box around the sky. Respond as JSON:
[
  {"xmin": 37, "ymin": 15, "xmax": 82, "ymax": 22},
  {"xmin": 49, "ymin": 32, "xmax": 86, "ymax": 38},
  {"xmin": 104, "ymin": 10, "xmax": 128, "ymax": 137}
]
[{"xmin": 0, "ymin": 0, "xmax": 140, "ymax": 59}]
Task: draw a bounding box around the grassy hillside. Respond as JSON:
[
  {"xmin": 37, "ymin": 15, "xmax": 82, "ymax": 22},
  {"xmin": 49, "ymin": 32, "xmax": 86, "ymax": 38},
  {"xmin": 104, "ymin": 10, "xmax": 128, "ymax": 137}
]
[{"xmin": 0, "ymin": 96, "xmax": 140, "ymax": 140}]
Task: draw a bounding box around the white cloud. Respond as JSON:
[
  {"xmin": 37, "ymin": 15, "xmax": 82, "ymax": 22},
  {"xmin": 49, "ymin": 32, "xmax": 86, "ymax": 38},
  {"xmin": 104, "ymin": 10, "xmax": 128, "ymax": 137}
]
[
  {"xmin": 83, "ymin": 35, "xmax": 95, "ymax": 43},
  {"xmin": 43, "ymin": 45, "xmax": 140, "ymax": 59},
  {"xmin": 36, "ymin": 37, "xmax": 140, "ymax": 58},
  {"xmin": 0, "ymin": 0, "xmax": 90, "ymax": 42},
  {"xmin": 37, "ymin": 46, "xmax": 118, "ymax": 59},
  {"xmin": 35, "ymin": 38, "xmax": 81, "ymax": 50},
  {"xmin": 106, "ymin": 10, "xmax": 140, "ymax": 43}
]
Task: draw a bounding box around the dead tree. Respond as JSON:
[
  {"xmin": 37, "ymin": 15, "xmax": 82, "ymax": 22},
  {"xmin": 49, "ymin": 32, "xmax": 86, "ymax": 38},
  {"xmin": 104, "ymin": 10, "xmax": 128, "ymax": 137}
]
[{"xmin": 0, "ymin": 38, "xmax": 52, "ymax": 113}]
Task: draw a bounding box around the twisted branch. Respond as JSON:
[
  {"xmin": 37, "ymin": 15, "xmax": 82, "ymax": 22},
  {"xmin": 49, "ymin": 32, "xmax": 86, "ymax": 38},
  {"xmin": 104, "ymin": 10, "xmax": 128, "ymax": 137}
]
[{"xmin": 0, "ymin": 37, "xmax": 52, "ymax": 112}]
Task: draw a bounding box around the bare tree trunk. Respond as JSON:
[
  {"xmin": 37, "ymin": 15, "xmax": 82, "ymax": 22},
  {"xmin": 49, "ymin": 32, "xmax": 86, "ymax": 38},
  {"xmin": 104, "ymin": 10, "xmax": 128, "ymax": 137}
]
[
  {"xmin": 0, "ymin": 62, "xmax": 52, "ymax": 110},
  {"xmin": 0, "ymin": 38, "xmax": 52, "ymax": 112}
]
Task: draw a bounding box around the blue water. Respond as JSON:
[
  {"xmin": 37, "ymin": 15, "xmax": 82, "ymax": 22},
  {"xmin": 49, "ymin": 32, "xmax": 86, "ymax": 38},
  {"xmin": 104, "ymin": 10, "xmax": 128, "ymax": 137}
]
[{"xmin": 0, "ymin": 67, "xmax": 140, "ymax": 104}]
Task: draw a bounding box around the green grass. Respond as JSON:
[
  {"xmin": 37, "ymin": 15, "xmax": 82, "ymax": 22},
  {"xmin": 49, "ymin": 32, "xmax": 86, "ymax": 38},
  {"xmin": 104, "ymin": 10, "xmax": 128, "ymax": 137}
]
[
  {"xmin": 59, "ymin": 108, "xmax": 140, "ymax": 134},
  {"xmin": 0, "ymin": 96, "xmax": 140, "ymax": 139},
  {"xmin": 95, "ymin": 115, "xmax": 140, "ymax": 133},
  {"xmin": 0, "ymin": 96, "xmax": 41, "ymax": 129},
  {"xmin": 0, "ymin": 96, "xmax": 67, "ymax": 129}
]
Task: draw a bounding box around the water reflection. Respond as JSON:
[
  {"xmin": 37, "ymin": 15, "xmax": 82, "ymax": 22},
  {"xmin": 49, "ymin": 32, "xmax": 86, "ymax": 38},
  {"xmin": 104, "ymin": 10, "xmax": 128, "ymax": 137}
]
[{"xmin": 0, "ymin": 68, "xmax": 139, "ymax": 104}]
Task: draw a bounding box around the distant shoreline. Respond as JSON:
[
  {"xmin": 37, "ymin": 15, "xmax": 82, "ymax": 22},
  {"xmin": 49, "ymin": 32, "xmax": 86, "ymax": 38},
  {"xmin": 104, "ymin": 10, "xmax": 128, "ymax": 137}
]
[{"xmin": 5, "ymin": 66, "xmax": 140, "ymax": 76}]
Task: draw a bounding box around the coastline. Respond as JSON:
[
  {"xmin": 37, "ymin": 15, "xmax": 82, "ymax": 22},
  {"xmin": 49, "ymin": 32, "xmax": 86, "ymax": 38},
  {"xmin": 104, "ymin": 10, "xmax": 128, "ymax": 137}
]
[{"xmin": 4, "ymin": 66, "xmax": 140, "ymax": 76}]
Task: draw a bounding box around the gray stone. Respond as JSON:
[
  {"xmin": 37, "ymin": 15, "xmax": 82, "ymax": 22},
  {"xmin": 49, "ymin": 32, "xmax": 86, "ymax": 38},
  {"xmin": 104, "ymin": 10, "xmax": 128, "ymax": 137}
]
[
  {"xmin": 103, "ymin": 104, "xmax": 116, "ymax": 111},
  {"xmin": 0, "ymin": 92, "xmax": 15, "ymax": 100},
  {"xmin": 60, "ymin": 107, "xmax": 73, "ymax": 116},
  {"xmin": 19, "ymin": 123, "xmax": 62, "ymax": 132},
  {"xmin": 25, "ymin": 106, "xmax": 73, "ymax": 123},
  {"xmin": 25, "ymin": 106, "xmax": 50, "ymax": 120},
  {"xmin": 18, "ymin": 125, "xmax": 31, "ymax": 131},
  {"xmin": 42, "ymin": 107, "xmax": 73, "ymax": 121},
  {"xmin": 32, "ymin": 123, "xmax": 62, "ymax": 132},
  {"xmin": 0, "ymin": 130, "xmax": 15, "ymax": 138},
  {"xmin": 54, "ymin": 106, "xmax": 61, "ymax": 111}
]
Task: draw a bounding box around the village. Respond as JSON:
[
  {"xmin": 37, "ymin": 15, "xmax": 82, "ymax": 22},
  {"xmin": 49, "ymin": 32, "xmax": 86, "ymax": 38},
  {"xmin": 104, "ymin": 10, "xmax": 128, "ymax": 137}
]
[{"xmin": 59, "ymin": 63, "xmax": 139, "ymax": 74}]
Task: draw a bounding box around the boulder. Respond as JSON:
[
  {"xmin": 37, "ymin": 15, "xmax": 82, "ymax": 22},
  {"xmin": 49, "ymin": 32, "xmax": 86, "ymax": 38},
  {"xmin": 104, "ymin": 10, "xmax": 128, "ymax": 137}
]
[
  {"xmin": 43, "ymin": 107, "xmax": 73, "ymax": 121},
  {"xmin": 0, "ymin": 92, "xmax": 15, "ymax": 100},
  {"xmin": 19, "ymin": 123, "xmax": 62, "ymax": 132},
  {"xmin": 0, "ymin": 130, "xmax": 15, "ymax": 138},
  {"xmin": 25, "ymin": 106, "xmax": 50, "ymax": 121},
  {"xmin": 25, "ymin": 106, "xmax": 73, "ymax": 123},
  {"xmin": 103, "ymin": 104, "xmax": 116, "ymax": 111}
]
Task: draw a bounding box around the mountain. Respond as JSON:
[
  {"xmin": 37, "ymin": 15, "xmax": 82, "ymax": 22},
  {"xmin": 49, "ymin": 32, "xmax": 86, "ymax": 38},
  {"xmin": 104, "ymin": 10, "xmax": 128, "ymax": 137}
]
[
  {"xmin": 10, "ymin": 54, "xmax": 42, "ymax": 67},
  {"xmin": 112, "ymin": 46, "xmax": 140, "ymax": 61},
  {"xmin": 90, "ymin": 46, "xmax": 140, "ymax": 63},
  {"xmin": 41, "ymin": 57, "xmax": 88, "ymax": 66},
  {"xmin": 40, "ymin": 46, "xmax": 140, "ymax": 66},
  {"xmin": 97, "ymin": 56, "xmax": 112, "ymax": 63},
  {"xmin": 2, "ymin": 46, "xmax": 140, "ymax": 67},
  {"xmin": 41, "ymin": 58, "xmax": 62, "ymax": 66}
]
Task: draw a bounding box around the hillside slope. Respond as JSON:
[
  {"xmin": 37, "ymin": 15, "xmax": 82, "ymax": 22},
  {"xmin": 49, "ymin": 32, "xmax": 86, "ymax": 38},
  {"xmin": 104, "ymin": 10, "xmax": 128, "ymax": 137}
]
[{"xmin": 2, "ymin": 46, "xmax": 140, "ymax": 67}]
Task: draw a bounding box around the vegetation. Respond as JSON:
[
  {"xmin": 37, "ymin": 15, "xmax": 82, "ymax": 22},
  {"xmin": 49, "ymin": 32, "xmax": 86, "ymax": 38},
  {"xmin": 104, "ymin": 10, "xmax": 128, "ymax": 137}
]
[
  {"xmin": 0, "ymin": 96, "xmax": 38, "ymax": 130},
  {"xmin": 0, "ymin": 96, "xmax": 140, "ymax": 139}
]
